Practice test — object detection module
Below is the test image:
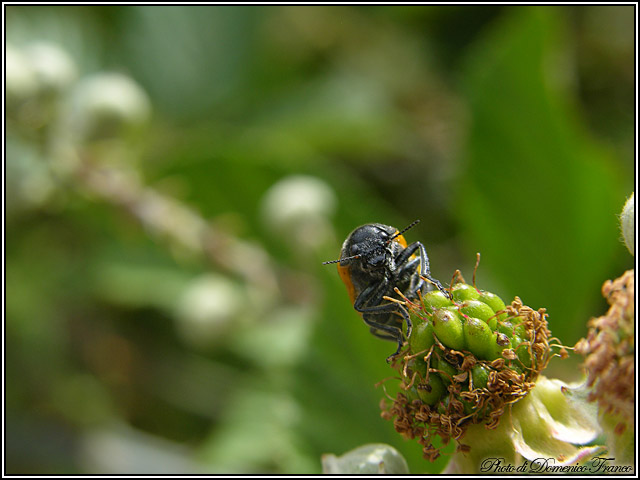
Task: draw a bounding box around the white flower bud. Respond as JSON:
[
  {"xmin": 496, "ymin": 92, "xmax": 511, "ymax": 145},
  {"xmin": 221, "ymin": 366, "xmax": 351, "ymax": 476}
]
[
  {"xmin": 5, "ymin": 44, "xmax": 38, "ymax": 110},
  {"xmin": 174, "ymin": 274, "xmax": 243, "ymax": 348},
  {"xmin": 23, "ymin": 42, "xmax": 77, "ymax": 95},
  {"xmin": 322, "ymin": 444, "xmax": 409, "ymax": 474},
  {"xmin": 67, "ymin": 72, "xmax": 151, "ymax": 142},
  {"xmin": 620, "ymin": 192, "xmax": 634, "ymax": 256},
  {"xmin": 261, "ymin": 175, "xmax": 337, "ymax": 251}
]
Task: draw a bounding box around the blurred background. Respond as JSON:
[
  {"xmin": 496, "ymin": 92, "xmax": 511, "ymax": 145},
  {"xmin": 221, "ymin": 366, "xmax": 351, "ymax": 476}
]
[{"xmin": 5, "ymin": 5, "xmax": 635, "ymax": 474}]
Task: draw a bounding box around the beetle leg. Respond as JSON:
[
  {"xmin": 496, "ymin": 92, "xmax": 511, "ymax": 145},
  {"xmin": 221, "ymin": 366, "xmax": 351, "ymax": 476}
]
[
  {"xmin": 354, "ymin": 280, "xmax": 413, "ymax": 340},
  {"xmin": 353, "ymin": 281, "xmax": 412, "ymax": 361},
  {"xmin": 360, "ymin": 306, "xmax": 410, "ymax": 362},
  {"xmin": 415, "ymin": 241, "xmax": 450, "ymax": 298},
  {"xmin": 392, "ymin": 242, "xmax": 424, "ymax": 297}
]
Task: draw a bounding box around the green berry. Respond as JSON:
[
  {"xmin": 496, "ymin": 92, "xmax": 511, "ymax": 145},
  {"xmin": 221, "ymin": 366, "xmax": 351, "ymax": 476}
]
[
  {"xmin": 434, "ymin": 355, "xmax": 458, "ymax": 385},
  {"xmin": 451, "ymin": 283, "xmax": 480, "ymax": 302},
  {"xmin": 487, "ymin": 316, "xmax": 498, "ymax": 331},
  {"xmin": 478, "ymin": 291, "xmax": 506, "ymax": 314},
  {"xmin": 479, "ymin": 291, "xmax": 509, "ymax": 324},
  {"xmin": 514, "ymin": 323, "xmax": 527, "ymax": 339},
  {"xmin": 405, "ymin": 387, "xmax": 419, "ymax": 402},
  {"xmin": 416, "ymin": 373, "xmax": 445, "ymax": 405},
  {"xmin": 409, "ymin": 320, "xmax": 435, "ymax": 355},
  {"xmin": 463, "ymin": 396, "xmax": 489, "ymax": 418},
  {"xmin": 512, "ymin": 335, "xmax": 532, "ymax": 369},
  {"xmin": 497, "ymin": 320, "xmax": 514, "ymax": 336},
  {"xmin": 497, "ymin": 317, "xmax": 527, "ymax": 337},
  {"xmin": 432, "ymin": 309, "xmax": 465, "ymax": 351},
  {"xmin": 487, "ymin": 331, "xmax": 512, "ymax": 360},
  {"xmin": 460, "ymin": 300, "xmax": 498, "ymax": 330},
  {"xmin": 422, "ymin": 290, "xmax": 453, "ymax": 311},
  {"xmin": 437, "ymin": 395, "xmax": 450, "ymax": 414},
  {"xmin": 459, "ymin": 300, "xmax": 495, "ymax": 321},
  {"xmin": 461, "ymin": 398, "xmax": 475, "ymax": 415},
  {"xmin": 471, "ymin": 364, "xmax": 489, "ymax": 389},
  {"xmin": 463, "ymin": 317, "xmax": 493, "ymax": 360},
  {"xmin": 410, "ymin": 358, "xmax": 428, "ymax": 379}
]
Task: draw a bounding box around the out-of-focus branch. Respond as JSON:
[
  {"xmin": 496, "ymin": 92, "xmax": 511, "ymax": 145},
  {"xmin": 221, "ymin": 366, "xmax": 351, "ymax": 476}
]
[{"xmin": 72, "ymin": 154, "xmax": 280, "ymax": 302}]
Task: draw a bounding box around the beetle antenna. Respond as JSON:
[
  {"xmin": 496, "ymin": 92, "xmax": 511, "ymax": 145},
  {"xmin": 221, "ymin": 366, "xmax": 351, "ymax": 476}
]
[
  {"xmin": 389, "ymin": 219, "xmax": 420, "ymax": 242},
  {"xmin": 322, "ymin": 254, "xmax": 360, "ymax": 265}
]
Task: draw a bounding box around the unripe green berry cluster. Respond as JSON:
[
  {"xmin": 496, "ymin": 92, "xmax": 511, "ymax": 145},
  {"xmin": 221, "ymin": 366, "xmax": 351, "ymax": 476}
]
[
  {"xmin": 407, "ymin": 285, "xmax": 535, "ymax": 389},
  {"xmin": 382, "ymin": 279, "xmax": 558, "ymax": 461}
]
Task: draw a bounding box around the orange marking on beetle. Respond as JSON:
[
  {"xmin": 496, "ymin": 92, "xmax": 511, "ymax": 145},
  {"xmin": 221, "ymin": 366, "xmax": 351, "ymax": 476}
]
[
  {"xmin": 392, "ymin": 234, "xmax": 420, "ymax": 272},
  {"xmin": 393, "ymin": 232, "xmax": 408, "ymax": 248},
  {"xmin": 337, "ymin": 263, "xmax": 359, "ymax": 306}
]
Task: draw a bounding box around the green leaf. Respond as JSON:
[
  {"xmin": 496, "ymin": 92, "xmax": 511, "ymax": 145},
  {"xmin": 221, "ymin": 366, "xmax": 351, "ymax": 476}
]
[{"xmin": 458, "ymin": 7, "xmax": 625, "ymax": 343}]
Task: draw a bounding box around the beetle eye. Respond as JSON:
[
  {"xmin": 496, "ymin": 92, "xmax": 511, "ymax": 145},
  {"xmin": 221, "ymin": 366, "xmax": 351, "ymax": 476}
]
[{"xmin": 368, "ymin": 250, "xmax": 386, "ymax": 266}]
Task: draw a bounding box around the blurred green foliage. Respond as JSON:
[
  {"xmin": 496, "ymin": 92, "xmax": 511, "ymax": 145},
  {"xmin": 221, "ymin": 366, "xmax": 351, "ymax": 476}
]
[{"xmin": 6, "ymin": 5, "xmax": 634, "ymax": 474}]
